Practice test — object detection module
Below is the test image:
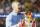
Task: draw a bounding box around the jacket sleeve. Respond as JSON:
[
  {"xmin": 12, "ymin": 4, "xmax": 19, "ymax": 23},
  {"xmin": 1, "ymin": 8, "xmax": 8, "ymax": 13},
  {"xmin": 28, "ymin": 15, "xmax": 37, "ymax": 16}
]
[{"xmin": 20, "ymin": 14, "xmax": 24, "ymax": 19}]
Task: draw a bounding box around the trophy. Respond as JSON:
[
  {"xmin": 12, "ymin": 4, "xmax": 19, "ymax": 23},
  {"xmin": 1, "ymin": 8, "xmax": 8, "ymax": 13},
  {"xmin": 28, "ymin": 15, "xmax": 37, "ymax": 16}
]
[{"xmin": 20, "ymin": 11, "xmax": 36, "ymax": 27}]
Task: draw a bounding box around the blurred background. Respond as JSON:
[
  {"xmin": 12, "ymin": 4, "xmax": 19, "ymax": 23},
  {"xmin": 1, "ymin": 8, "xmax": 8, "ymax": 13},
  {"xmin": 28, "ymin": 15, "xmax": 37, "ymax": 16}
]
[{"xmin": 0, "ymin": 0, "xmax": 40, "ymax": 27}]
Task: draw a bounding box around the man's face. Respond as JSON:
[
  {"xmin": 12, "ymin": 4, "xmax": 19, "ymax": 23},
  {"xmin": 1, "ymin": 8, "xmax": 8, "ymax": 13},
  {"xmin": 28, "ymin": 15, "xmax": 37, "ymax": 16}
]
[
  {"xmin": 12, "ymin": 2, "xmax": 21, "ymax": 12},
  {"xmin": 18, "ymin": 3, "xmax": 21, "ymax": 12}
]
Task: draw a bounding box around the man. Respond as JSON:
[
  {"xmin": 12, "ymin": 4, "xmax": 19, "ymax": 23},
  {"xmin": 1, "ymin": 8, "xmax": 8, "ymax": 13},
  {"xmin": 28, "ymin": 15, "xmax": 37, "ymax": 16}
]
[{"xmin": 6, "ymin": 1, "xmax": 24, "ymax": 27}]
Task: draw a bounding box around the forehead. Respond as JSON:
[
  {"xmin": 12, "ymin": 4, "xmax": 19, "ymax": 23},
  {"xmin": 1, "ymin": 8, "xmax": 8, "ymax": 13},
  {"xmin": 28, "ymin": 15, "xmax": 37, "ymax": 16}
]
[
  {"xmin": 12, "ymin": 2, "xmax": 21, "ymax": 5},
  {"xmin": 12, "ymin": 2, "xmax": 20, "ymax": 4},
  {"xmin": 18, "ymin": 3, "xmax": 21, "ymax": 5},
  {"xmin": 12, "ymin": 2, "xmax": 21, "ymax": 8}
]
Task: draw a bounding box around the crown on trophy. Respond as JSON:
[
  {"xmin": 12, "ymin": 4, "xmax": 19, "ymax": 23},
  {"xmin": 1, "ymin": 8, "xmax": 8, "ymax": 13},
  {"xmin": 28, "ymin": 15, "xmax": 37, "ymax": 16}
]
[{"xmin": 24, "ymin": 11, "xmax": 32, "ymax": 19}]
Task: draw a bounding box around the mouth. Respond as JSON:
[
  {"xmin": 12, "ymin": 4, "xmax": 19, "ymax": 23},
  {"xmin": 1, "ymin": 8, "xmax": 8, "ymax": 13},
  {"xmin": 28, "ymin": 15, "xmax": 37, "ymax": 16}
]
[{"xmin": 18, "ymin": 8, "xmax": 21, "ymax": 12}]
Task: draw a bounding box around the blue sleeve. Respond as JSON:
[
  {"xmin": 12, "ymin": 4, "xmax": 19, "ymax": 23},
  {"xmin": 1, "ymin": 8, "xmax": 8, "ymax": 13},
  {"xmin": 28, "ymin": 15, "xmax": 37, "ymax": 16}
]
[
  {"xmin": 12, "ymin": 15, "xmax": 18, "ymax": 25},
  {"xmin": 20, "ymin": 14, "xmax": 24, "ymax": 19}
]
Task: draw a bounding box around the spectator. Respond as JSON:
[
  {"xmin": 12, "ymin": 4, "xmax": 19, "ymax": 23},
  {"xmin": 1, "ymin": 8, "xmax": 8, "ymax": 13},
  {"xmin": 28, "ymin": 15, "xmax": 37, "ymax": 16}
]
[{"xmin": 5, "ymin": 4, "xmax": 11, "ymax": 13}]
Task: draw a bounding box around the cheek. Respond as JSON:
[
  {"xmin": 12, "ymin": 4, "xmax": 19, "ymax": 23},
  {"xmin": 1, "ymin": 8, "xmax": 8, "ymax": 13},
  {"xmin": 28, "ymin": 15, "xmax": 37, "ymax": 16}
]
[
  {"xmin": 18, "ymin": 5, "xmax": 21, "ymax": 8},
  {"xmin": 16, "ymin": 9, "xmax": 19, "ymax": 11}
]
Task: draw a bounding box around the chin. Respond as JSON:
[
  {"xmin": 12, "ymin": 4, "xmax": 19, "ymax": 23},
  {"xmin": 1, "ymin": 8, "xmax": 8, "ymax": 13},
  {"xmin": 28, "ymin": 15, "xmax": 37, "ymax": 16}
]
[{"xmin": 18, "ymin": 9, "xmax": 21, "ymax": 12}]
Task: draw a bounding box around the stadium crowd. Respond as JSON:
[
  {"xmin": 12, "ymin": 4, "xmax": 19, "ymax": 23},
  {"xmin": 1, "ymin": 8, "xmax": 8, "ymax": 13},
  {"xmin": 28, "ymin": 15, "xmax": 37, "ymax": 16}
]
[{"xmin": 0, "ymin": 0, "xmax": 40, "ymax": 27}]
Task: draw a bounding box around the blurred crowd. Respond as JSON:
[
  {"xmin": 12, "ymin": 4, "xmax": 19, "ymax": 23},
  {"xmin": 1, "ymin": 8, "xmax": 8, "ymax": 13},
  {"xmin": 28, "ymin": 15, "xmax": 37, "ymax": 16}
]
[
  {"xmin": 24, "ymin": 0, "xmax": 40, "ymax": 13},
  {"xmin": 0, "ymin": 0, "xmax": 12, "ymax": 14},
  {"xmin": 0, "ymin": 0, "xmax": 40, "ymax": 14},
  {"xmin": 0, "ymin": 0, "xmax": 40, "ymax": 27}
]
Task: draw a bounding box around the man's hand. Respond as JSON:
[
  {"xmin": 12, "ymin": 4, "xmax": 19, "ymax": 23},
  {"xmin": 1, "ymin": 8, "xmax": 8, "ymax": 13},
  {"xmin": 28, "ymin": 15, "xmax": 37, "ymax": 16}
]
[
  {"xmin": 16, "ymin": 22, "xmax": 22, "ymax": 27},
  {"xmin": 19, "ymin": 23, "xmax": 22, "ymax": 27}
]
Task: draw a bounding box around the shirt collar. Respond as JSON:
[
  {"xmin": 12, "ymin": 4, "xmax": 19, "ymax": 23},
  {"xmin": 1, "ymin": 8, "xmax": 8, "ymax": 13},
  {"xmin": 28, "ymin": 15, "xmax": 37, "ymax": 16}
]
[{"xmin": 12, "ymin": 10, "xmax": 18, "ymax": 16}]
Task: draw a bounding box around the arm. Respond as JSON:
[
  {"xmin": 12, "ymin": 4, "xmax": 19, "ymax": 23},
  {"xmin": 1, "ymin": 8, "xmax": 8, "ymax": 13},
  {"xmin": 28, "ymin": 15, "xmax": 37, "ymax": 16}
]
[{"xmin": 20, "ymin": 14, "xmax": 24, "ymax": 19}]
